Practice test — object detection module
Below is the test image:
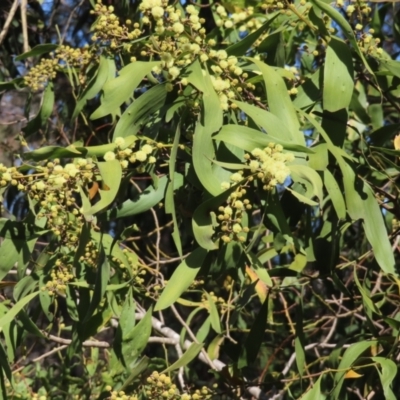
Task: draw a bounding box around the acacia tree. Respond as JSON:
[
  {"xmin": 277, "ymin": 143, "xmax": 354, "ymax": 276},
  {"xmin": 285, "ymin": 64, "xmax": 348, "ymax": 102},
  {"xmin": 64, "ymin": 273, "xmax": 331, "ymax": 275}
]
[{"xmin": 0, "ymin": 0, "xmax": 400, "ymax": 399}]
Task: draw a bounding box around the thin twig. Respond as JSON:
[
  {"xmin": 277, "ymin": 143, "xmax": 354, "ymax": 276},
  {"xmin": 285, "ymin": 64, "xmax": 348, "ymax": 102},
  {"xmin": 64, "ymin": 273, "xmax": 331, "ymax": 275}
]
[
  {"xmin": 0, "ymin": 0, "xmax": 20, "ymax": 47},
  {"xmin": 170, "ymin": 304, "xmax": 217, "ymax": 370},
  {"xmin": 61, "ymin": 0, "xmax": 86, "ymax": 42},
  {"xmin": 20, "ymin": 0, "xmax": 29, "ymax": 53},
  {"xmin": 13, "ymin": 345, "xmax": 68, "ymax": 374}
]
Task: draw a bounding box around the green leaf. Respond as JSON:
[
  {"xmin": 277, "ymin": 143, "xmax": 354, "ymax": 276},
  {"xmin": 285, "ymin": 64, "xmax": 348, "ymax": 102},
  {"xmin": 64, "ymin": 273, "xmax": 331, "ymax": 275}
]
[
  {"xmin": 188, "ymin": 61, "xmax": 224, "ymax": 196},
  {"xmin": 165, "ymin": 125, "xmax": 183, "ymax": 257},
  {"xmin": 285, "ymin": 187, "xmax": 318, "ymax": 206},
  {"xmin": 0, "ymin": 236, "xmax": 36, "ymax": 281},
  {"xmin": 155, "ymin": 247, "xmax": 208, "ymax": 311},
  {"xmin": 23, "ymin": 145, "xmax": 85, "ymax": 161},
  {"xmin": 250, "ymin": 58, "xmax": 304, "ymax": 145},
  {"xmin": 83, "ymin": 244, "xmax": 110, "ymax": 322},
  {"xmin": 122, "ymin": 306, "xmax": 153, "ymax": 369},
  {"xmin": 90, "ymin": 61, "xmax": 160, "ymax": 119},
  {"xmin": 113, "ymin": 83, "xmax": 167, "ymax": 140},
  {"xmin": 323, "ymin": 37, "xmax": 354, "ymax": 112},
  {"xmin": 23, "ymin": 82, "xmax": 54, "ymax": 137},
  {"xmin": 82, "ymin": 160, "xmax": 122, "ymax": 219},
  {"xmin": 371, "ymin": 357, "xmax": 397, "ymax": 400},
  {"xmin": 196, "ymin": 316, "xmax": 211, "ymax": 343},
  {"xmin": 205, "ymin": 291, "xmax": 222, "ymax": 334},
  {"xmin": 119, "ymin": 289, "xmax": 136, "ymax": 332},
  {"xmin": 300, "ymin": 110, "xmax": 395, "ymax": 274},
  {"xmin": 161, "ymin": 343, "xmax": 204, "ymax": 374},
  {"xmin": 0, "ymin": 341, "xmax": 12, "ymax": 398},
  {"xmin": 310, "ymin": 0, "xmax": 375, "ymax": 78},
  {"xmin": 300, "ymin": 375, "xmax": 325, "ymax": 400},
  {"xmin": 231, "ymin": 101, "xmax": 293, "ymax": 144},
  {"xmin": 207, "ymin": 334, "xmax": 225, "ymax": 361},
  {"xmin": 15, "ymin": 44, "xmax": 58, "ymax": 61},
  {"xmin": 214, "ymin": 123, "xmax": 314, "ymax": 154},
  {"xmin": 289, "ymin": 164, "xmax": 323, "ymax": 203},
  {"xmin": 83, "ymin": 244, "xmax": 111, "ymax": 322},
  {"xmin": 105, "ymin": 175, "xmax": 169, "ymax": 219},
  {"xmin": 72, "ymin": 55, "xmax": 113, "ymax": 119},
  {"xmin": 120, "ymin": 357, "xmax": 150, "ymax": 391},
  {"xmin": 239, "ymin": 297, "xmax": 269, "ymax": 368},
  {"xmin": 0, "ymin": 291, "xmax": 40, "ymax": 330},
  {"xmin": 192, "ymin": 186, "xmax": 238, "ymax": 250},
  {"xmin": 332, "ymin": 340, "xmax": 378, "ymax": 399},
  {"xmin": 378, "ymin": 58, "xmax": 400, "ymax": 79},
  {"xmin": 324, "ymin": 170, "xmax": 346, "ymax": 220},
  {"xmin": 226, "ymin": 12, "xmax": 279, "ymax": 56}
]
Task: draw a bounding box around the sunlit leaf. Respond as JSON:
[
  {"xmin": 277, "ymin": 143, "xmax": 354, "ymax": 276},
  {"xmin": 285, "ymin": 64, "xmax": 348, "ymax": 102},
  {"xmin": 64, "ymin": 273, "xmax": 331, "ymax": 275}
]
[{"xmin": 155, "ymin": 247, "xmax": 208, "ymax": 311}]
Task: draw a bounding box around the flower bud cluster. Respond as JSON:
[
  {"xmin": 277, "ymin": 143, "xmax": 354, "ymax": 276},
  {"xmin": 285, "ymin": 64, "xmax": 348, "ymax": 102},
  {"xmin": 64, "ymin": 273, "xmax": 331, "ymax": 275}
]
[
  {"xmin": 144, "ymin": 371, "xmax": 180, "ymax": 399},
  {"xmin": 78, "ymin": 240, "xmax": 99, "ymax": 268},
  {"xmin": 90, "ymin": 2, "xmax": 142, "ymax": 46},
  {"xmin": 24, "ymin": 45, "xmax": 92, "ymax": 91},
  {"xmin": 106, "ymin": 386, "xmax": 137, "ymax": 400},
  {"xmin": 357, "ymin": 29, "xmax": 382, "ymax": 56},
  {"xmin": 217, "ymin": 181, "xmax": 251, "ymax": 244},
  {"xmin": 43, "ymin": 260, "xmax": 74, "ymax": 295},
  {"xmin": 214, "ymin": 5, "xmax": 261, "ymax": 33},
  {"xmin": 245, "ymin": 143, "xmax": 294, "ymax": 190},
  {"xmin": 1, "ymin": 158, "xmax": 95, "ymax": 247},
  {"xmin": 216, "ymin": 144, "xmax": 294, "ymax": 244},
  {"xmin": 105, "ymin": 377, "xmax": 214, "ymax": 400},
  {"xmin": 103, "ymin": 137, "xmax": 157, "ymax": 168}
]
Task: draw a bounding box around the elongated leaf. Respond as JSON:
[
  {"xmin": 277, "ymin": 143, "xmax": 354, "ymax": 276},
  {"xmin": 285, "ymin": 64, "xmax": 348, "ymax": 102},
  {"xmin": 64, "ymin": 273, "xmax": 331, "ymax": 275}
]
[
  {"xmin": 333, "ymin": 340, "xmax": 378, "ymax": 399},
  {"xmin": 23, "ymin": 82, "xmax": 54, "ymax": 137},
  {"xmin": 226, "ymin": 12, "xmax": 279, "ymax": 56},
  {"xmin": 289, "ymin": 164, "xmax": 323, "ymax": 203},
  {"xmin": 232, "ymin": 101, "xmax": 291, "ymax": 144},
  {"xmin": 82, "ymin": 160, "xmax": 122, "ymax": 219},
  {"xmin": 155, "ymin": 247, "xmax": 208, "ymax": 311},
  {"xmin": 250, "ymin": 59, "xmax": 304, "ymax": 145},
  {"xmin": 113, "ymin": 83, "xmax": 167, "ymax": 140},
  {"xmin": 23, "ymin": 145, "xmax": 85, "ymax": 161},
  {"xmin": 90, "ymin": 61, "xmax": 160, "ymax": 119},
  {"xmin": 310, "ymin": 0, "xmax": 375, "ymax": 78},
  {"xmin": 205, "ymin": 291, "xmax": 221, "ymax": 334},
  {"xmin": 120, "ymin": 356, "xmax": 150, "ymax": 391},
  {"xmin": 379, "ymin": 58, "xmax": 400, "ymax": 79},
  {"xmin": 207, "ymin": 334, "xmax": 225, "ymax": 361},
  {"xmin": 323, "ymin": 37, "xmax": 354, "ymax": 112},
  {"xmin": 0, "ymin": 341, "xmax": 12, "ymax": 398},
  {"xmin": 300, "ymin": 375, "xmax": 325, "ymax": 400},
  {"xmin": 215, "ymin": 123, "xmax": 313, "ymax": 154},
  {"xmin": 324, "ymin": 170, "xmax": 346, "ymax": 220},
  {"xmin": 73, "ymin": 55, "xmax": 113, "ymax": 119},
  {"xmin": 286, "ymin": 187, "xmax": 318, "ymax": 206},
  {"xmin": 239, "ymin": 297, "xmax": 269, "ymax": 368},
  {"xmin": 300, "ymin": 110, "xmax": 395, "ymax": 274},
  {"xmin": 192, "ymin": 185, "xmax": 238, "ymax": 250},
  {"xmin": 106, "ymin": 175, "xmax": 169, "ymax": 219},
  {"xmin": 165, "ymin": 124, "xmax": 183, "ymax": 257},
  {"xmin": 372, "ymin": 357, "xmax": 397, "ymax": 400},
  {"xmin": 15, "ymin": 44, "xmax": 58, "ymax": 61},
  {"xmin": 161, "ymin": 343, "xmax": 204, "ymax": 374},
  {"xmin": 0, "ymin": 291, "xmax": 40, "ymax": 329},
  {"xmin": 188, "ymin": 61, "xmax": 224, "ymax": 195},
  {"xmin": 122, "ymin": 306, "xmax": 153, "ymax": 369},
  {"xmin": 83, "ymin": 244, "xmax": 110, "ymax": 322}
]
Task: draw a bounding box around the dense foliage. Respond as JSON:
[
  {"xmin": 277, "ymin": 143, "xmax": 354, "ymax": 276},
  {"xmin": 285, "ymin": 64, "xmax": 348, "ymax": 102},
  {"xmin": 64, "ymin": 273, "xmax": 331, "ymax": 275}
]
[{"xmin": 1, "ymin": 0, "xmax": 400, "ymax": 399}]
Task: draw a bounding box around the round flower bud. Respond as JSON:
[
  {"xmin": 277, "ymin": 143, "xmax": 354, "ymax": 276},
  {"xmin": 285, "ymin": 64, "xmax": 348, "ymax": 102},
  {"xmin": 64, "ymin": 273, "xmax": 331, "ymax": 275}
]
[
  {"xmin": 104, "ymin": 151, "xmax": 116, "ymax": 161},
  {"xmin": 114, "ymin": 137, "xmax": 126, "ymax": 148},
  {"xmin": 135, "ymin": 151, "xmax": 147, "ymax": 162},
  {"xmin": 172, "ymin": 22, "xmax": 184, "ymax": 34}
]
